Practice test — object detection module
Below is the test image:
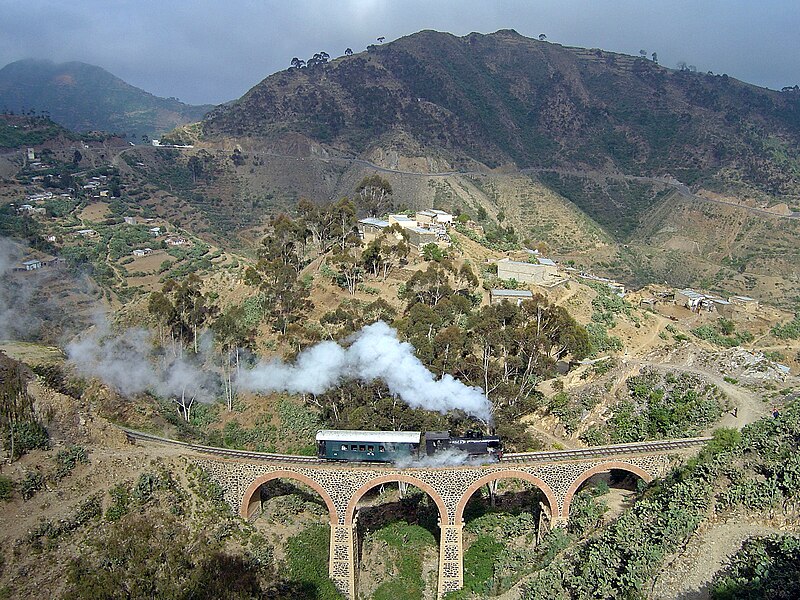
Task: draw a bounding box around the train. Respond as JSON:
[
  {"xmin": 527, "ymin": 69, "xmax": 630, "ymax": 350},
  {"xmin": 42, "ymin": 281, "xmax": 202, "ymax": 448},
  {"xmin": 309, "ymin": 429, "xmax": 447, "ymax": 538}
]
[{"xmin": 315, "ymin": 429, "xmax": 502, "ymax": 463}]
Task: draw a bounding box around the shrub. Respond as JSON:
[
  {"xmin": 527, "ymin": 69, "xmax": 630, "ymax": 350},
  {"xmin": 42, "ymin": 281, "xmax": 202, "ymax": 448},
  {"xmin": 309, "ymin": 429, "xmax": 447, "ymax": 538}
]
[
  {"xmin": 20, "ymin": 470, "xmax": 45, "ymax": 501},
  {"xmin": 54, "ymin": 445, "xmax": 89, "ymax": 479},
  {"xmin": 0, "ymin": 476, "xmax": 13, "ymax": 501},
  {"xmin": 4, "ymin": 420, "xmax": 49, "ymax": 459}
]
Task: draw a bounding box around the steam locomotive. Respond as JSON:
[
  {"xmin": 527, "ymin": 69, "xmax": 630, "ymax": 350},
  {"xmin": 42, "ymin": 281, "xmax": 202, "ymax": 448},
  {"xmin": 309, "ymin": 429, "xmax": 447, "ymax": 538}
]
[{"xmin": 315, "ymin": 429, "xmax": 502, "ymax": 463}]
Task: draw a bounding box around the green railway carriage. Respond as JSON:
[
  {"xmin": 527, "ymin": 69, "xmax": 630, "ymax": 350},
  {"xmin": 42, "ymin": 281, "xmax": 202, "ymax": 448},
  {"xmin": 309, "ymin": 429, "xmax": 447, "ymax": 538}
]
[{"xmin": 316, "ymin": 430, "xmax": 422, "ymax": 463}]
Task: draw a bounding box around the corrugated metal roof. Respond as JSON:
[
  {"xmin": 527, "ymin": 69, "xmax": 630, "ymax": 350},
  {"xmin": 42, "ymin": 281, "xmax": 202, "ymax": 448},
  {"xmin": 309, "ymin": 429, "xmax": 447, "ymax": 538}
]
[
  {"xmin": 389, "ymin": 214, "xmax": 415, "ymax": 221},
  {"xmin": 491, "ymin": 289, "xmax": 533, "ymax": 297},
  {"xmin": 316, "ymin": 430, "xmax": 422, "ymax": 443},
  {"xmin": 537, "ymin": 258, "xmax": 557, "ymax": 266},
  {"xmin": 679, "ymin": 289, "xmax": 706, "ymax": 300},
  {"xmin": 359, "ymin": 218, "xmax": 390, "ymax": 227}
]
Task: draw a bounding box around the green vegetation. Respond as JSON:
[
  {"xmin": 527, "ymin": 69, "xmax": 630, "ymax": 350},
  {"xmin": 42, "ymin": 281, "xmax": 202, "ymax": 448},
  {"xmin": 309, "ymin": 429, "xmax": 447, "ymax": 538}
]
[
  {"xmin": 0, "ymin": 476, "xmax": 12, "ymax": 501},
  {"xmin": 581, "ymin": 369, "xmax": 727, "ymax": 444},
  {"xmin": 54, "ymin": 445, "xmax": 89, "ymax": 479},
  {"xmin": 771, "ymin": 312, "xmax": 800, "ymax": 339},
  {"xmin": 0, "ymin": 115, "xmax": 71, "ymax": 148},
  {"xmin": 371, "ymin": 522, "xmax": 437, "ymax": 600},
  {"xmin": 710, "ymin": 535, "xmax": 800, "ymax": 599},
  {"xmin": 692, "ymin": 318, "xmax": 754, "ymax": 347},
  {"xmin": 522, "ymin": 400, "xmax": 800, "ymax": 598},
  {"xmin": 284, "ymin": 525, "xmax": 343, "ymax": 600}
]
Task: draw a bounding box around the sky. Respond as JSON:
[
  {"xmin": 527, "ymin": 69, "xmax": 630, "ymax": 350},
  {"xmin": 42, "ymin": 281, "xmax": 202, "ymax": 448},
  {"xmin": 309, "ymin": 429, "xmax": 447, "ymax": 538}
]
[{"xmin": 1, "ymin": 0, "xmax": 798, "ymax": 106}]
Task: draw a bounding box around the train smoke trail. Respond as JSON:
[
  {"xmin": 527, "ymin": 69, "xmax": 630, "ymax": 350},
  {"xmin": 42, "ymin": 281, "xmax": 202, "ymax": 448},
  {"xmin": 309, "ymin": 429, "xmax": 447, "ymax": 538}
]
[{"xmin": 239, "ymin": 321, "xmax": 493, "ymax": 422}]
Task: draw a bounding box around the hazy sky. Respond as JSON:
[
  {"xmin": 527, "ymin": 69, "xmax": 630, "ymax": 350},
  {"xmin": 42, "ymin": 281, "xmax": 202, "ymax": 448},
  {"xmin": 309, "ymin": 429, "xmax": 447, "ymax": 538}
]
[{"xmin": 1, "ymin": 0, "xmax": 798, "ymax": 105}]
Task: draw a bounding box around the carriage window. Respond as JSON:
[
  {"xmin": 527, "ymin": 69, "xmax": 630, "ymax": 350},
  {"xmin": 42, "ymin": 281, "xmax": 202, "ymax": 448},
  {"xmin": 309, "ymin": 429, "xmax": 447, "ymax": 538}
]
[
  {"xmin": 341, "ymin": 445, "xmax": 348, "ymax": 451},
  {"xmin": 351, "ymin": 445, "xmax": 358, "ymax": 451},
  {"xmin": 367, "ymin": 445, "xmax": 374, "ymax": 452},
  {"xmin": 379, "ymin": 446, "xmax": 386, "ymax": 452},
  {"xmin": 359, "ymin": 445, "xmax": 366, "ymax": 451}
]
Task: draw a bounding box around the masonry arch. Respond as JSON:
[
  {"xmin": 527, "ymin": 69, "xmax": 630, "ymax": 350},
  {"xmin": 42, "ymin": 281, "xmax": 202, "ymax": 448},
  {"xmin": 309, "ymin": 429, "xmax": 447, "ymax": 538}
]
[
  {"xmin": 240, "ymin": 470, "xmax": 338, "ymax": 524},
  {"xmin": 455, "ymin": 471, "xmax": 559, "ymax": 524},
  {"xmin": 347, "ymin": 474, "xmax": 447, "ymax": 600},
  {"xmin": 344, "ymin": 474, "xmax": 448, "ymax": 526},
  {"xmin": 562, "ymin": 461, "xmax": 653, "ymax": 518}
]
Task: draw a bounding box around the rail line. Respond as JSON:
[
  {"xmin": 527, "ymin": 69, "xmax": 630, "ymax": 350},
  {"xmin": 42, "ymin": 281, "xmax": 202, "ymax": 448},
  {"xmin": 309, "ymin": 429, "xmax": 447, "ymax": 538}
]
[
  {"xmin": 122, "ymin": 427, "xmax": 710, "ymax": 466},
  {"xmin": 500, "ymin": 436, "xmax": 711, "ymax": 464},
  {"xmin": 121, "ymin": 428, "xmax": 322, "ymax": 463}
]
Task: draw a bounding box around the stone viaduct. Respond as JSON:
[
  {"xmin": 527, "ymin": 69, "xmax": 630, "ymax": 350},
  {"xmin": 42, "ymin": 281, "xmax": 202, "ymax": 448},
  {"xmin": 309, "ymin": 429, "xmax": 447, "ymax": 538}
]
[{"xmin": 124, "ymin": 430, "xmax": 709, "ymax": 599}]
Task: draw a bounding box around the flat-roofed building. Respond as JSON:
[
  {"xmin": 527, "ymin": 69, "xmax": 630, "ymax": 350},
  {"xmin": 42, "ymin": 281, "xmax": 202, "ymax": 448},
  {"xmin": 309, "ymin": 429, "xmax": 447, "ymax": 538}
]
[
  {"xmin": 357, "ymin": 217, "xmax": 390, "ymax": 244},
  {"xmin": 490, "ymin": 289, "xmax": 533, "ymax": 305},
  {"xmin": 388, "ymin": 214, "xmax": 417, "ymax": 230},
  {"xmin": 406, "ymin": 227, "xmax": 438, "ymax": 250},
  {"xmin": 496, "ymin": 257, "xmax": 559, "ymax": 285}
]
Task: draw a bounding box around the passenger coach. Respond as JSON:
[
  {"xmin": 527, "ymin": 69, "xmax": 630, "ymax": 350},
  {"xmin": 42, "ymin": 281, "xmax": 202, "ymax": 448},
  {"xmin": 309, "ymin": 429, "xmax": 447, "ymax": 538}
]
[{"xmin": 316, "ymin": 430, "xmax": 422, "ymax": 462}]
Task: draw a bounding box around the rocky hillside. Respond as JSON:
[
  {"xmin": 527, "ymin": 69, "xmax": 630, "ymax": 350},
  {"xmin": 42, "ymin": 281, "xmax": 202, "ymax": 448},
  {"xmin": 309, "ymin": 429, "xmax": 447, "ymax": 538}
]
[
  {"xmin": 0, "ymin": 59, "xmax": 213, "ymax": 138},
  {"xmin": 203, "ymin": 29, "xmax": 800, "ymax": 195}
]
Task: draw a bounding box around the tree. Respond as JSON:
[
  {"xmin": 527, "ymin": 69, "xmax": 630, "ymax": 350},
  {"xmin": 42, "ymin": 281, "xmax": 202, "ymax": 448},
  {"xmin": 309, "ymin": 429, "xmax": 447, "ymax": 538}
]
[
  {"xmin": 651, "ymin": 52, "xmax": 658, "ymax": 63},
  {"xmin": 539, "ymin": 34, "xmax": 547, "ymax": 41},
  {"xmin": 639, "ymin": 49, "xmax": 647, "ymax": 58},
  {"xmin": 355, "ymin": 174, "xmax": 393, "ymax": 217},
  {"xmin": 290, "ymin": 57, "xmax": 305, "ymax": 69},
  {"xmin": 212, "ymin": 306, "xmax": 254, "ymax": 411},
  {"xmin": 345, "ymin": 48, "xmax": 353, "ymax": 56},
  {"xmin": 377, "ymin": 37, "xmax": 385, "ymax": 43},
  {"xmin": 148, "ymin": 274, "xmax": 217, "ymax": 354},
  {"xmin": 244, "ymin": 215, "xmax": 313, "ymax": 333},
  {"xmin": 422, "ymin": 243, "xmax": 444, "ymax": 262}
]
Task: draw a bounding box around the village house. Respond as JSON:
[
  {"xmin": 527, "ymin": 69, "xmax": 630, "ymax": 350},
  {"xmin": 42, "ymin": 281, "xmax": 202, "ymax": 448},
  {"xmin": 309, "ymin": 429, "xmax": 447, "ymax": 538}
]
[
  {"xmin": 149, "ymin": 226, "xmax": 162, "ymax": 237},
  {"xmin": 123, "ymin": 216, "xmax": 137, "ymax": 225},
  {"xmin": 496, "ymin": 257, "xmax": 561, "ymax": 286},
  {"xmin": 406, "ymin": 227, "xmax": 439, "ymax": 251},
  {"xmin": 729, "ymin": 295, "xmax": 759, "ymax": 313},
  {"xmin": 20, "ymin": 259, "xmax": 42, "ymax": 271},
  {"xmin": 26, "ymin": 192, "xmax": 53, "ymax": 202},
  {"xmin": 489, "ymin": 289, "xmax": 533, "ymax": 306},
  {"xmin": 357, "ymin": 217, "xmax": 390, "ymax": 244},
  {"xmin": 388, "ymin": 214, "xmax": 417, "ymax": 230},
  {"xmin": 415, "ymin": 209, "xmax": 453, "ymax": 227},
  {"xmin": 164, "ymin": 236, "xmax": 188, "ymax": 246},
  {"xmin": 76, "ymin": 228, "xmax": 97, "ymax": 237},
  {"xmin": 132, "ymin": 248, "xmax": 153, "ymax": 257}
]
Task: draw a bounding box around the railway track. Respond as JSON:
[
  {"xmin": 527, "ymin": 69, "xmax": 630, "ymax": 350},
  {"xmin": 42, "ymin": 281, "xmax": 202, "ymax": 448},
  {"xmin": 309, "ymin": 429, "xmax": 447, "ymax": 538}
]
[
  {"xmin": 120, "ymin": 428, "xmax": 322, "ymax": 463},
  {"xmin": 122, "ymin": 427, "xmax": 710, "ymax": 466},
  {"xmin": 501, "ymin": 436, "xmax": 712, "ymax": 464}
]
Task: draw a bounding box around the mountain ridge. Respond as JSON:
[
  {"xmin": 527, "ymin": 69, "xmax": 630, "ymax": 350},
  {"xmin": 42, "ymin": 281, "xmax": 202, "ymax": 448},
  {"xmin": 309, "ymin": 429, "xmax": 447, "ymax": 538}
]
[
  {"xmin": 0, "ymin": 58, "xmax": 213, "ymax": 139},
  {"xmin": 202, "ymin": 29, "xmax": 800, "ymax": 195}
]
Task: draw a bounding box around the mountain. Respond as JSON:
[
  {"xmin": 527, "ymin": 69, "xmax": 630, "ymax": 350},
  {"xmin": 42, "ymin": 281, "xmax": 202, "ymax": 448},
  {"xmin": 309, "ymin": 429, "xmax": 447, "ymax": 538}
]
[
  {"xmin": 203, "ymin": 29, "xmax": 800, "ymax": 195},
  {"xmin": 0, "ymin": 59, "xmax": 213, "ymax": 138}
]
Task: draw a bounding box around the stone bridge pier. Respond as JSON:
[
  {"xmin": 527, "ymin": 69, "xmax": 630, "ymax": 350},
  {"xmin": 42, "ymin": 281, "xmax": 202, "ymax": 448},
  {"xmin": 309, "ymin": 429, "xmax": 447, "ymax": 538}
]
[{"xmin": 196, "ymin": 453, "xmax": 675, "ymax": 599}]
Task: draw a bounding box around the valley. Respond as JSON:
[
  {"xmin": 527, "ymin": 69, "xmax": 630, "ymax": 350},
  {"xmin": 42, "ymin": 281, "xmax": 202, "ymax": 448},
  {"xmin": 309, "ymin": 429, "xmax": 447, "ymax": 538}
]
[{"xmin": 2, "ymin": 27, "xmax": 800, "ymax": 600}]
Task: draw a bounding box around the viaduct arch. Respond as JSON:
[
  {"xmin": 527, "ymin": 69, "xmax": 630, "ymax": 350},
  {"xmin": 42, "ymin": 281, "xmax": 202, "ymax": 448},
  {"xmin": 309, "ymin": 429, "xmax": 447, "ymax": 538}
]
[
  {"xmin": 122, "ymin": 430, "xmax": 707, "ymax": 599},
  {"xmin": 193, "ymin": 452, "xmax": 688, "ymax": 598}
]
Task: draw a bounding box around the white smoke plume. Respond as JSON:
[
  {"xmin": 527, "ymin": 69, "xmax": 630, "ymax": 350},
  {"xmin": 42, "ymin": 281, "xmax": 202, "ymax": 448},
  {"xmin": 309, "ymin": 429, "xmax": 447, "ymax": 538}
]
[
  {"xmin": 239, "ymin": 321, "xmax": 493, "ymax": 422},
  {"xmin": 66, "ymin": 320, "xmax": 217, "ymax": 404},
  {"xmin": 393, "ymin": 447, "xmax": 498, "ymax": 468}
]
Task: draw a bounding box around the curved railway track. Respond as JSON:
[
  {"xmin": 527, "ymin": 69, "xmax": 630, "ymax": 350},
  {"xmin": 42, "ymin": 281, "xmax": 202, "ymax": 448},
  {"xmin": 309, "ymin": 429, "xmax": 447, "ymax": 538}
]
[
  {"xmin": 500, "ymin": 436, "xmax": 711, "ymax": 464},
  {"xmin": 121, "ymin": 427, "xmax": 710, "ymax": 466}
]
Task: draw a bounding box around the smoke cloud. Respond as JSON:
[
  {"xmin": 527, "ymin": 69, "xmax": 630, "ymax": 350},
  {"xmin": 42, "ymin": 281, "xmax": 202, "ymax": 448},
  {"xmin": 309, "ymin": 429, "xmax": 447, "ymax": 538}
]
[
  {"xmin": 66, "ymin": 321, "xmax": 217, "ymax": 404},
  {"xmin": 394, "ymin": 447, "xmax": 497, "ymax": 468},
  {"xmin": 239, "ymin": 321, "xmax": 493, "ymax": 422}
]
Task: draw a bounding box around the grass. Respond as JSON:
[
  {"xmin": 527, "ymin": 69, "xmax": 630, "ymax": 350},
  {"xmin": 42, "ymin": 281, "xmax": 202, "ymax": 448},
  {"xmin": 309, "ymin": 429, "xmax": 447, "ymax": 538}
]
[
  {"xmin": 284, "ymin": 525, "xmax": 343, "ymax": 599},
  {"xmin": 372, "ymin": 522, "xmax": 437, "ymax": 600}
]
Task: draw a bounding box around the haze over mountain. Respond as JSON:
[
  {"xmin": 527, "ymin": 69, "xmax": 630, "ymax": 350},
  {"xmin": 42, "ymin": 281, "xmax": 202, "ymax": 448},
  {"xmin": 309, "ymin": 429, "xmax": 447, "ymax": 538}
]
[
  {"xmin": 204, "ymin": 29, "xmax": 800, "ymax": 196},
  {"xmin": 0, "ymin": 59, "xmax": 213, "ymax": 139}
]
